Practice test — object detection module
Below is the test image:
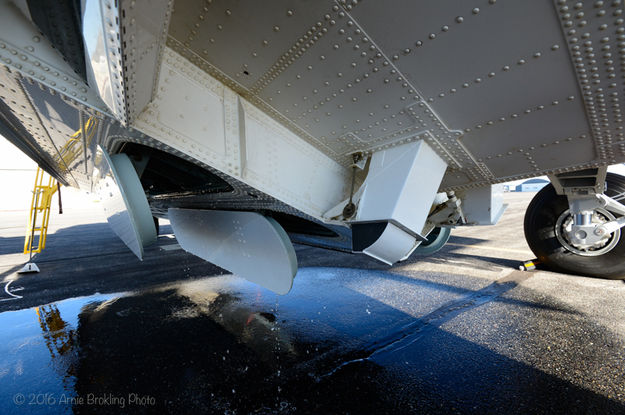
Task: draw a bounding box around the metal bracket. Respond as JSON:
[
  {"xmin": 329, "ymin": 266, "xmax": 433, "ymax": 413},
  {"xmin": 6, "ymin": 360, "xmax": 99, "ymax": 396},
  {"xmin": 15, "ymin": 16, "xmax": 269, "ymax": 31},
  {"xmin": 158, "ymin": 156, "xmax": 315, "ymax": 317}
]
[
  {"xmin": 426, "ymin": 191, "xmax": 466, "ymax": 227},
  {"xmin": 350, "ymin": 140, "xmax": 448, "ymax": 264},
  {"xmin": 579, "ymin": 194, "xmax": 625, "ymax": 238},
  {"xmin": 561, "ymin": 192, "xmax": 625, "ymax": 253},
  {"xmin": 548, "ymin": 167, "xmax": 607, "ymax": 196},
  {"xmin": 342, "ymin": 152, "xmax": 365, "ymax": 219}
]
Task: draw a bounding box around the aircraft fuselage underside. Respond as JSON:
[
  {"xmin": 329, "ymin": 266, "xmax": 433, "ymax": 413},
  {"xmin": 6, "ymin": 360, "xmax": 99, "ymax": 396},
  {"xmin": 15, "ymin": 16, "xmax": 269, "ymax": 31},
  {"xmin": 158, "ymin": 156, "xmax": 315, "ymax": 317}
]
[{"xmin": 2, "ymin": 0, "xmax": 625, "ymax": 291}]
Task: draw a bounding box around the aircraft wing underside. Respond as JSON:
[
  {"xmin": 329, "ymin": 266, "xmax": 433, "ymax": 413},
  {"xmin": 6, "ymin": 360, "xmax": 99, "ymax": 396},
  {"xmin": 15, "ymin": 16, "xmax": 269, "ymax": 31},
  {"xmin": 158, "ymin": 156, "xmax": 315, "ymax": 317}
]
[{"xmin": 2, "ymin": 0, "xmax": 625, "ymax": 291}]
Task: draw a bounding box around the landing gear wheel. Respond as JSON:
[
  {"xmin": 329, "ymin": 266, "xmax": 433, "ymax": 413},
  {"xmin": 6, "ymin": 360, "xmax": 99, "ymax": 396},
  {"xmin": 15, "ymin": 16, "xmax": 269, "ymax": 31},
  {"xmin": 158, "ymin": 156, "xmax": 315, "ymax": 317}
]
[
  {"xmin": 413, "ymin": 226, "xmax": 451, "ymax": 256},
  {"xmin": 524, "ymin": 172, "xmax": 625, "ymax": 279}
]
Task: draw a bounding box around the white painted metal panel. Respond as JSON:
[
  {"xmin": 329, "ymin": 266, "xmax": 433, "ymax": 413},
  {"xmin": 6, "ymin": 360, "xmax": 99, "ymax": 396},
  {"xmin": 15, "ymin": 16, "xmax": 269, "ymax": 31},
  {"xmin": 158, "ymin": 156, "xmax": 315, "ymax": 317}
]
[
  {"xmin": 134, "ymin": 48, "xmax": 351, "ymax": 221},
  {"xmin": 93, "ymin": 148, "xmax": 157, "ymax": 259},
  {"xmin": 169, "ymin": 208, "xmax": 298, "ymax": 295},
  {"xmin": 356, "ymin": 140, "xmax": 447, "ymax": 235},
  {"xmin": 458, "ymin": 184, "xmax": 507, "ymax": 226},
  {"xmin": 242, "ymin": 100, "xmax": 348, "ymax": 214},
  {"xmin": 363, "ymin": 223, "xmax": 417, "ymax": 265},
  {"xmin": 153, "ymin": 66, "xmax": 227, "ymax": 157}
]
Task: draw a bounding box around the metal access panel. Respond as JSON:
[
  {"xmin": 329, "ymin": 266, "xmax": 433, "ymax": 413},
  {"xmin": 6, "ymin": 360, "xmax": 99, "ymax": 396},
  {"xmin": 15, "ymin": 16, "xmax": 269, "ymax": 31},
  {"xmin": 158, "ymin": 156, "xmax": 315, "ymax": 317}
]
[
  {"xmin": 457, "ymin": 184, "xmax": 507, "ymax": 226},
  {"xmin": 166, "ymin": 0, "xmax": 625, "ymax": 191}
]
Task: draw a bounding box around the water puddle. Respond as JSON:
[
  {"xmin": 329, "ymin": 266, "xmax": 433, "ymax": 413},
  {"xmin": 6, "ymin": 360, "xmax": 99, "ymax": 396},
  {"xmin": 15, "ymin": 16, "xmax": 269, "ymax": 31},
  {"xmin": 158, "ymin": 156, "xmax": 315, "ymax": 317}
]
[{"xmin": 0, "ymin": 293, "xmax": 121, "ymax": 414}]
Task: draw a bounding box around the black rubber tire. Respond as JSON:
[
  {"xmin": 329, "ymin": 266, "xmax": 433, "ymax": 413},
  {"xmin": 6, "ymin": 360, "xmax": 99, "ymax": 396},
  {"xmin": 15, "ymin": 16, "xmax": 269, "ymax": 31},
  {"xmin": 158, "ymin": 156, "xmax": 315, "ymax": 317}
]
[
  {"xmin": 153, "ymin": 216, "xmax": 160, "ymax": 236},
  {"xmin": 523, "ymin": 172, "xmax": 625, "ymax": 279}
]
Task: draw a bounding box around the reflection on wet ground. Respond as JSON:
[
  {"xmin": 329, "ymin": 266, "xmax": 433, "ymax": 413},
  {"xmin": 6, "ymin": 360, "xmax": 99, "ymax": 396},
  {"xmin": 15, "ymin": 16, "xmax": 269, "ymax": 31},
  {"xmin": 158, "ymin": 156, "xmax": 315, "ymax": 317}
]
[{"xmin": 1, "ymin": 266, "xmax": 624, "ymax": 414}]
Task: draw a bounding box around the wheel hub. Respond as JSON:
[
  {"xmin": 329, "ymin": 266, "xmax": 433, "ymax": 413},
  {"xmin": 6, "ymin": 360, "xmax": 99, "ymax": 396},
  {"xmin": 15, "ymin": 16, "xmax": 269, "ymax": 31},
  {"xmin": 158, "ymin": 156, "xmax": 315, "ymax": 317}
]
[{"xmin": 555, "ymin": 208, "xmax": 621, "ymax": 256}]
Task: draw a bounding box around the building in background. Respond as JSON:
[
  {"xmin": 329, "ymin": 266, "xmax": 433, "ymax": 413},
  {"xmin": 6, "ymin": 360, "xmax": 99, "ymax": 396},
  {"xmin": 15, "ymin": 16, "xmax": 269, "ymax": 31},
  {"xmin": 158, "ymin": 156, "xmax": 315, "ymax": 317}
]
[
  {"xmin": 0, "ymin": 138, "xmax": 37, "ymax": 211},
  {"xmin": 515, "ymin": 178, "xmax": 550, "ymax": 192}
]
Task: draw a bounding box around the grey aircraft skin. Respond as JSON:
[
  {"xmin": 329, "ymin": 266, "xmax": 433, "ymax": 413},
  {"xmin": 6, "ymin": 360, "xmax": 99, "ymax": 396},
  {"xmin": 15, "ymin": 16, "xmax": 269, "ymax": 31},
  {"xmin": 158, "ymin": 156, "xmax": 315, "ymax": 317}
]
[{"xmin": 2, "ymin": 0, "xmax": 625, "ymax": 288}]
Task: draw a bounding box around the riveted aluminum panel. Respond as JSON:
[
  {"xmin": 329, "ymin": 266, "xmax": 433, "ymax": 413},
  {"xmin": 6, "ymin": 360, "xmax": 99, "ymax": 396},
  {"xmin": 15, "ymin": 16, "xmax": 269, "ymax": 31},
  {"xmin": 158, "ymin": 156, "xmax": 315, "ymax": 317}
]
[
  {"xmin": 27, "ymin": 0, "xmax": 86, "ymax": 79},
  {"xmin": 461, "ymin": 100, "xmax": 591, "ymax": 161},
  {"xmin": 118, "ymin": 0, "xmax": 173, "ymax": 123},
  {"xmin": 169, "ymin": 0, "xmax": 336, "ymax": 89},
  {"xmin": 348, "ymin": 0, "xmax": 584, "ymax": 125},
  {"xmin": 165, "ymin": 0, "xmax": 625, "ymax": 191},
  {"xmin": 83, "ymin": 0, "xmax": 172, "ymax": 124},
  {"xmin": 133, "ymin": 47, "xmax": 351, "ymax": 220},
  {"xmin": 148, "ymin": 62, "xmax": 227, "ymax": 158},
  {"xmin": 0, "ymin": 1, "xmax": 107, "ymax": 113},
  {"xmin": 19, "ymin": 80, "xmax": 92, "ymax": 185},
  {"xmin": 166, "ymin": 0, "xmax": 470, "ymax": 171},
  {"xmin": 7, "ymin": 0, "xmax": 625, "ymax": 214},
  {"xmin": 0, "ymin": 70, "xmax": 80, "ymax": 187}
]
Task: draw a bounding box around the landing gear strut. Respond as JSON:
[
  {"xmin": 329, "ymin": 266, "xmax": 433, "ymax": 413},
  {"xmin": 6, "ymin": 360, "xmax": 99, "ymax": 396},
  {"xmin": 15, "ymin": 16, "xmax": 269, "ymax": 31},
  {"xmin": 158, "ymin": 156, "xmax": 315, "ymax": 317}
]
[{"xmin": 524, "ymin": 173, "xmax": 625, "ymax": 279}]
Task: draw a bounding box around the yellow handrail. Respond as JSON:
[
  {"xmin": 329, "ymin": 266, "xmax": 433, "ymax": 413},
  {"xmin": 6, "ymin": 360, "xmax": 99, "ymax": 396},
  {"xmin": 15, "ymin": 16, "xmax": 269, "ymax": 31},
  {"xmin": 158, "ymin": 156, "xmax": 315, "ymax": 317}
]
[
  {"xmin": 23, "ymin": 117, "xmax": 97, "ymax": 255},
  {"xmin": 23, "ymin": 167, "xmax": 58, "ymax": 254}
]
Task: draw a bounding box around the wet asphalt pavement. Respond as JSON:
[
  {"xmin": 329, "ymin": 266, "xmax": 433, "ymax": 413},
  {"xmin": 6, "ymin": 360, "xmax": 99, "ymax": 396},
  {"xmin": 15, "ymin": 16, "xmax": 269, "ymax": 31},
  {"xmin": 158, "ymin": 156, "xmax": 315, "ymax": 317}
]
[{"xmin": 0, "ymin": 193, "xmax": 625, "ymax": 414}]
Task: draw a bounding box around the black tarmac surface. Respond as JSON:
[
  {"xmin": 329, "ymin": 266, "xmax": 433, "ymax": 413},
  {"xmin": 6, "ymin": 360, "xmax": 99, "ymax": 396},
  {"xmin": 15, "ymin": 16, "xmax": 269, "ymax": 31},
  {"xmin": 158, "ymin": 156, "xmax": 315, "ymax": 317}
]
[{"xmin": 0, "ymin": 193, "xmax": 624, "ymax": 414}]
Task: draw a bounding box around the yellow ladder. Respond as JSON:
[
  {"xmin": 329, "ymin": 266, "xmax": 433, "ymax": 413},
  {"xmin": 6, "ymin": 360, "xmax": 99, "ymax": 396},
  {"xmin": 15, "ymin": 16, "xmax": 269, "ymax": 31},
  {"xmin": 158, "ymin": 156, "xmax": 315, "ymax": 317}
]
[
  {"xmin": 23, "ymin": 167, "xmax": 59, "ymax": 254},
  {"xmin": 22, "ymin": 117, "xmax": 95, "ymax": 256}
]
